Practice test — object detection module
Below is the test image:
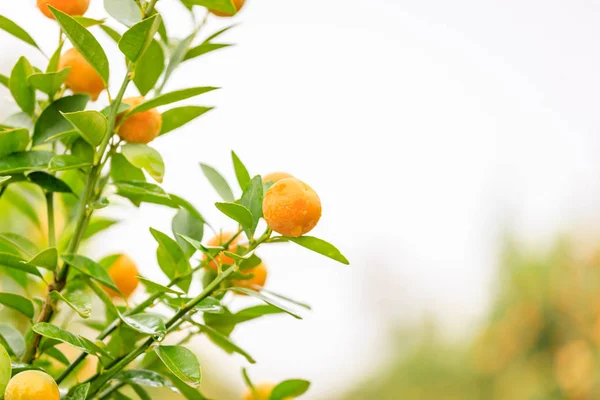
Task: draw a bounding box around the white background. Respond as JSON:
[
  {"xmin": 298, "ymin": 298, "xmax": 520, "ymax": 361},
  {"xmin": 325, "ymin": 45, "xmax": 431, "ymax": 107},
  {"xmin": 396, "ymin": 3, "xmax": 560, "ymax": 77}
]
[{"xmin": 2, "ymin": 0, "xmax": 600, "ymax": 398}]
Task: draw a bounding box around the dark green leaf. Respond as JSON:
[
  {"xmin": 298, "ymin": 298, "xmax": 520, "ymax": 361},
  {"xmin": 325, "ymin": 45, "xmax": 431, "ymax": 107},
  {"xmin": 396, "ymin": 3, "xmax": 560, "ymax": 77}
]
[
  {"xmin": 45, "ymin": 346, "xmax": 70, "ymax": 365},
  {"xmin": 27, "ymin": 171, "xmax": 73, "ymax": 193},
  {"xmin": 0, "ymin": 15, "xmax": 41, "ymax": 51},
  {"xmin": 48, "ymin": 155, "xmax": 91, "ymax": 172},
  {"xmin": 0, "ymin": 293, "xmax": 34, "ymax": 318},
  {"xmin": 134, "ymin": 40, "xmax": 165, "ymax": 96},
  {"xmin": 128, "ymin": 87, "xmax": 219, "ymax": 116},
  {"xmin": 50, "ymin": 7, "xmax": 110, "ymax": 84},
  {"xmin": 113, "ymin": 369, "xmax": 174, "ymax": 388},
  {"xmin": 155, "ymin": 346, "xmax": 201, "ymax": 385},
  {"xmin": 111, "ymin": 153, "xmax": 145, "ymax": 182},
  {"xmin": 200, "ymin": 163, "xmax": 234, "ymax": 202},
  {"xmin": 62, "ymin": 110, "xmax": 108, "ymax": 148},
  {"xmin": 104, "ymin": 0, "xmax": 142, "ymax": 27},
  {"xmin": 231, "ymin": 151, "xmax": 250, "ymax": 191},
  {"xmin": 61, "ymin": 254, "xmax": 119, "ymax": 292},
  {"xmin": 121, "ymin": 143, "xmax": 164, "ymax": 183},
  {"xmin": 65, "ymin": 383, "xmax": 90, "ymax": 400},
  {"xmin": 150, "ymin": 228, "xmax": 191, "ymax": 292},
  {"xmin": 215, "ymin": 202, "xmax": 253, "ymax": 229},
  {"xmin": 27, "ymin": 68, "xmax": 70, "ymax": 97},
  {"xmin": 271, "ymin": 236, "xmax": 349, "ymax": 265},
  {"xmin": 0, "ymin": 252, "xmax": 42, "ymax": 278},
  {"xmin": 269, "ymin": 380, "xmax": 311, "ymax": 400},
  {"xmin": 160, "ymin": 106, "xmax": 212, "ymax": 135},
  {"xmin": 33, "ymin": 94, "xmax": 89, "ymax": 146},
  {"xmin": 119, "ymin": 14, "xmax": 161, "ymax": 62},
  {"xmin": 114, "ymin": 181, "xmax": 178, "ymax": 208},
  {"xmin": 9, "ymin": 57, "xmax": 35, "ymax": 115},
  {"xmin": 32, "ymin": 323, "xmax": 111, "ymax": 358},
  {"xmin": 0, "ymin": 129, "xmax": 29, "ymax": 159}
]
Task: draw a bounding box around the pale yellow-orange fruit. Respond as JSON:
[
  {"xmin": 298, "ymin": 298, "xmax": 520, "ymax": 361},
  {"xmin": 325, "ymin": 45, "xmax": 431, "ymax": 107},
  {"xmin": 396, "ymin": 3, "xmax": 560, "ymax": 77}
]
[
  {"xmin": 232, "ymin": 263, "xmax": 267, "ymax": 292},
  {"xmin": 59, "ymin": 48, "xmax": 106, "ymax": 101},
  {"xmin": 4, "ymin": 370, "xmax": 60, "ymax": 400},
  {"xmin": 554, "ymin": 340, "xmax": 594, "ymax": 398},
  {"xmin": 263, "ymin": 172, "xmax": 293, "ymax": 184},
  {"xmin": 37, "ymin": 0, "xmax": 89, "ymax": 19},
  {"xmin": 242, "ymin": 383, "xmax": 293, "ymax": 400},
  {"xmin": 204, "ymin": 232, "xmax": 240, "ymax": 271},
  {"xmin": 262, "ymin": 178, "xmax": 322, "ymax": 237},
  {"xmin": 211, "ymin": 0, "xmax": 245, "ymax": 17},
  {"xmin": 116, "ymin": 97, "xmax": 163, "ymax": 144},
  {"xmin": 104, "ymin": 254, "xmax": 140, "ymax": 298}
]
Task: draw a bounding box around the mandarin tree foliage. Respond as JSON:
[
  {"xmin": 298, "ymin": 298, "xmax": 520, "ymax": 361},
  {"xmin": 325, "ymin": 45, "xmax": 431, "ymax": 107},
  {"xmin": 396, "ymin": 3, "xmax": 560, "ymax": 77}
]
[{"xmin": 0, "ymin": 1, "xmax": 349, "ymax": 399}]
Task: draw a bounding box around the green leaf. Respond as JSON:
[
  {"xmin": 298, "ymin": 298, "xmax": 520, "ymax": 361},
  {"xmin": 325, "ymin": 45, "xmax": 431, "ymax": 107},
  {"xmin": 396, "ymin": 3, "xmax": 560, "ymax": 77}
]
[
  {"xmin": 184, "ymin": 43, "xmax": 232, "ymax": 62},
  {"xmin": 163, "ymin": 296, "xmax": 222, "ymax": 314},
  {"xmin": 134, "ymin": 40, "xmax": 165, "ymax": 96},
  {"xmin": 114, "ymin": 181, "xmax": 178, "ymax": 208},
  {"xmin": 9, "ymin": 57, "xmax": 35, "ymax": 115},
  {"xmin": 47, "ymin": 41, "xmax": 64, "ymax": 73},
  {"xmin": 239, "ymin": 176, "xmax": 263, "ymax": 234},
  {"xmin": 231, "ymin": 151, "xmax": 251, "ymax": 191},
  {"xmin": 113, "ymin": 369, "xmax": 174, "ymax": 388},
  {"xmin": 121, "ymin": 313, "xmax": 166, "ymax": 337},
  {"xmin": 27, "ymin": 68, "xmax": 70, "ymax": 97},
  {"xmin": 200, "ymin": 163, "xmax": 234, "ymax": 202},
  {"xmin": 65, "ymin": 383, "xmax": 90, "ymax": 400},
  {"xmin": 62, "ymin": 110, "xmax": 108, "ymax": 148},
  {"xmin": 121, "ymin": 143, "xmax": 164, "ymax": 183},
  {"xmin": 138, "ymin": 277, "xmax": 182, "ymax": 295},
  {"xmin": 0, "ymin": 325, "xmax": 24, "ymax": 357},
  {"xmin": 104, "ymin": 0, "xmax": 142, "ymax": 27},
  {"xmin": 33, "ymin": 94, "xmax": 89, "ymax": 146},
  {"xmin": 272, "ymin": 236, "xmax": 349, "ymax": 265},
  {"xmin": 0, "ymin": 176, "xmax": 10, "ymax": 186},
  {"xmin": 154, "ymin": 346, "xmax": 201, "ymax": 386},
  {"xmin": 49, "ymin": 289, "xmax": 92, "ymax": 318},
  {"xmin": 0, "ymin": 74, "xmax": 7, "ymax": 88},
  {"xmin": 50, "ymin": 7, "xmax": 110, "ymax": 84},
  {"xmin": 194, "ymin": 321, "xmax": 255, "ymax": 363},
  {"xmin": 172, "ymin": 208, "xmax": 204, "ymax": 258},
  {"xmin": 205, "ymin": 305, "xmax": 284, "ymax": 336},
  {"xmin": 0, "ymin": 253, "xmax": 42, "ymax": 278},
  {"xmin": 100, "ymin": 24, "xmax": 122, "ymax": 43},
  {"xmin": 227, "ymin": 288, "xmax": 303, "ymax": 319},
  {"xmin": 269, "ymin": 380, "xmax": 311, "ymax": 400},
  {"xmin": 0, "ymin": 129, "xmax": 29, "ymax": 159},
  {"xmin": 84, "ymin": 276, "xmax": 120, "ymax": 318},
  {"xmin": 128, "ymin": 87, "xmax": 219, "ymax": 116},
  {"xmin": 131, "ymin": 384, "xmax": 152, "ymax": 400},
  {"xmin": 162, "ymin": 33, "xmax": 195, "ymax": 91},
  {"xmin": 119, "ymin": 14, "xmax": 161, "ymax": 62},
  {"xmin": 0, "ymin": 233, "xmax": 39, "ymax": 259},
  {"xmin": 44, "ymin": 346, "xmax": 70, "ymax": 365},
  {"xmin": 204, "ymin": 24, "xmax": 238, "ymax": 42},
  {"xmin": 32, "ymin": 323, "xmax": 112, "ymax": 359},
  {"xmin": 26, "ymin": 171, "xmax": 73, "ymax": 193},
  {"xmin": 169, "ymin": 195, "xmax": 208, "ymax": 225},
  {"xmin": 61, "ymin": 254, "xmax": 119, "ymax": 292},
  {"xmin": 150, "ymin": 228, "xmax": 192, "ymax": 292},
  {"xmin": 28, "ymin": 248, "xmax": 58, "ymax": 270},
  {"xmin": 257, "ymin": 287, "xmax": 311, "ymax": 310},
  {"xmin": 0, "ymin": 15, "xmax": 41, "ymax": 51},
  {"xmin": 0, "ymin": 345, "xmax": 11, "ymax": 394},
  {"xmin": 180, "ymin": 0, "xmax": 236, "ymax": 14},
  {"xmin": 1, "ymin": 189, "xmax": 42, "ymax": 229},
  {"xmin": 48, "ymin": 155, "xmax": 92, "ymax": 172},
  {"xmin": 0, "ymin": 293, "xmax": 34, "ymax": 319},
  {"xmin": 160, "ymin": 106, "xmax": 212, "ymax": 135},
  {"xmin": 111, "ymin": 153, "xmax": 145, "ymax": 182},
  {"xmin": 215, "ymin": 202, "xmax": 253, "ymax": 229},
  {"xmin": 73, "ymin": 16, "xmax": 106, "ymax": 28}
]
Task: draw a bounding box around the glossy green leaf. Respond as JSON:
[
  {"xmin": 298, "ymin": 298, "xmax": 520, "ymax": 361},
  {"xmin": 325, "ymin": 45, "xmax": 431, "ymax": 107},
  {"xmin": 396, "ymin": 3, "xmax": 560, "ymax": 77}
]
[
  {"xmin": 0, "ymin": 293, "xmax": 33, "ymax": 318},
  {"xmin": 160, "ymin": 106, "xmax": 212, "ymax": 135},
  {"xmin": 215, "ymin": 202, "xmax": 253, "ymax": 229},
  {"xmin": 49, "ymin": 288, "xmax": 92, "ymax": 318},
  {"xmin": 180, "ymin": 0, "xmax": 236, "ymax": 14},
  {"xmin": 271, "ymin": 236, "xmax": 349, "ymax": 265},
  {"xmin": 50, "ymin": 7, "xmax": 110, "ymax": 84},
  {"xmin": 200, "ymin": 163, "xmax": 234, "ymax": 202},
  {"xmin": 65, "ymin": 383, "xmax": 90, "ymax": 400},
  {"xmin": 32, "ymin": 323, "xmax": 112, "ymax": 358},
  {"xmin": 150, "ymin": 228, "xmax": 191, "ymax": 292},
  {"xmin": 138, "ymin": 277, "xmax": 182, "ymax": 295},
  {"xmin": 169, "ymin": 195, "xmax": 208, "ymax": 225},
  {"xmin": 231, "ymin": 151, "xmax": 251, "ymax": 191},
  {"xmin": 33, "ymin": 94, "xmax": 89, "ymax": 145},
  {"xmin": 62, "ymin": 110, "xmax": 108, "ymax": 148},
  {"xmin": 0, "ymin": 325, "xmax": 24, "ymax": 357},
  {"xmin": 61, "ymin": 254, "xmax": 119, "ymax": 292},
  {"xmin": 0, "ymin": 15, "xmax": 40, "ymax": 51},
  {"xmin": 155, "ymin": 345, "xmax": 201, "ymax": 386},
  {"xmin": 121, "ymin": 143, "xmax": 164, "ymax": 183},
  {"xmin": 28, "ymin": 248, "xmax": 58, "ymax": 270},
  {"xmin": 111, "ymin": 153, "xmax": 145, "ymax": 182},
  {"xmin": 9, "ymin": 57, "xmax": 35, "ymax": 115},
  {"xmin": 0, "ymin": 253, "xmax": 42, "ymax": 278},
  {"xmin": 27, "ymin": 68, "xmax": 70, "ymax": 97},
  {"xmin": 113, "ymin": 369, "xmax": 174, "ymax": 388},
  {"xmin": 270, "ymin": 380, "xmax": 311, "ymax": 400},
  {"xmin": 135, "ymin": 40, "xmax": 165, "ymax": 96},
  {"xmin": 239, "ymin": 175, "xmax": 263, "ymax": 233},
  {"xmin": 104, "ymin": 0, "xmax": 142, "ymax": 27},
  {"xmin": 0, "ymin": 129, "xmax": 29, "ymax": 159},
  {"xmin": 128, "ymin": 87, "xmax": 219, "ymax": 116},
  {"xmin": 172, "ymin": 208, "xmax": 204, "ymax": 258},
  {"xmin": 27, "ymin": 171, "xmax": 73, "ymax": 193},
  {"xmin": 121, "ymin": 313, "xmax": 166, "ymax": 336},
  {"xmin": 73, "ymin": 16, "xmax": 106, "ymax": 27},
  {"xmin": 227, "ymin": 287, "xmax": 302, "ymax": 319},
  {"xmin": 184, "ymin": 43, "xmax": 232, "ymax": 62},
  {"xmin": 43, "ymin": 129, "xmax": 79, "ymax": 146},
  {"xmin": 48, "ymin": 155, "xmax": 91, "ymax": 172},
  {"xmin": 205, "ymin": 305, "xmax": 284, "ymax": 336},
  {"xmin": 114, "ymin": 181, "xmax": 178, "ymax": 208},
  {"xmin": 119, "ymin": 14, "xmax": 161, "ymax": 62}
]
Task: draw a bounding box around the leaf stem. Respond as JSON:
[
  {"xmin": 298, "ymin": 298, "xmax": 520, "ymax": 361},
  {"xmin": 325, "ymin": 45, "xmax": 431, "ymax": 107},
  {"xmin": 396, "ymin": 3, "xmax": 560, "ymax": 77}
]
[{"xmin": 45, "ymin": 192, "xmax": 56, "ymax": 248}]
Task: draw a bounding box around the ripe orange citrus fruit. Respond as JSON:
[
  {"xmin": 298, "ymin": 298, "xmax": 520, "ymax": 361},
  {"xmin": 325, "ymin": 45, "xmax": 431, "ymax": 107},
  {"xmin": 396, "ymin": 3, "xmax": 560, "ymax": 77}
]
[
  {"xmin": 4, "ymin": 370, "xmax": 60, "ymax": 400},
  {"xmin": 263, "ymin": 172, "xmax": 293, "ymax": 184},
  {"xmin": 233, "ymin": 263, "xmax": 267, "ymax": 292},
  {"xmin": 116, "ymin": 97, "xmax": 163, "ymax": 144},
  {"xmin": 263, "ymin": 178, "xmax": 322, "ymax": 237},
  {"xmin": 104, "ymin": 254, "xmax": 140, "ymax": 298},
  {"xmin": 59, "ymin": 48, "xmax": 106, "ymax": 101},
  {"xmin": 211, "ymin": 0, "xmax": 245, "ymax": 17},
  {"xmin": 204, "ymin": 232, "xmax": 240, "ymax": 271},
  {"xmin": 37, "ymin": 0, "xmax": 90, "ymax": 19}
]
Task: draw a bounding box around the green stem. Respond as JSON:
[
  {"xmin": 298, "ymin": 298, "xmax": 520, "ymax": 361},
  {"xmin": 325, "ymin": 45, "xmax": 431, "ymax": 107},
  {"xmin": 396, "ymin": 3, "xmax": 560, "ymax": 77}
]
[{"xmin": 45, "ymin": 192, "xmax": 56, "ymax": 248}]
